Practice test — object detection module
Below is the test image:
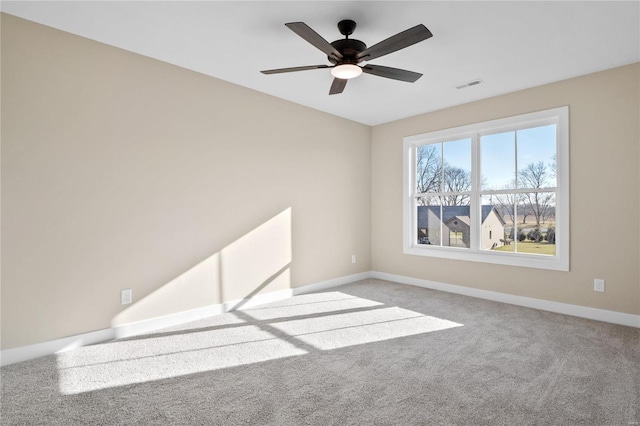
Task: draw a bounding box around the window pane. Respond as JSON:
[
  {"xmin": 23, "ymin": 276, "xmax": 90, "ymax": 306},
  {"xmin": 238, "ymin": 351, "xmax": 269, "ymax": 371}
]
[
  {"xmin": 416, "ymin": 144, "xmax": 442, "ymax": 193},
  {"xmin": 416, "ymin": 197, "xmax": 441, "ymax": 246},
  {"xmin": 517, "ymin": 125, "xmax": 557, "ymax": 189},
  {"xmin": 443, "ymin": 138, "xmax": 472, "ymax": 194},
  {"xmin": 481, "ymin": 195, "xmax": 513, "ymax": 252},
  {"xmin": 516, "ymin": 192, "xmax": 556, "ymax": 256},
  {"xmin": 481, "ymin": 131, "xmax": 516, "ymax": 190}
]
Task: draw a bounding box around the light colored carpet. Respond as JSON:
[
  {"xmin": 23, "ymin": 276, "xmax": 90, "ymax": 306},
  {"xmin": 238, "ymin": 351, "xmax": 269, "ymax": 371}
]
[{"xmin": 2, "ymin": 279, "xmax": 639, "ymax": 425}]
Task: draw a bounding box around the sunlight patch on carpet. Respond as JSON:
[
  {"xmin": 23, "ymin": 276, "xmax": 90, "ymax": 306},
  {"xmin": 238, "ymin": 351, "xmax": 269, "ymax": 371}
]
[
  {"xmin": 57, "ymin": 337, "xmax": 307, "ymax": 395},
  {"xmin": 57, "ymin": 292, "xmax": 461, "ymax": 395},
  {"xmin": 268, "ymin": 306, "xmax": 464, "ymax": 350},
  {"xmin": 242, "ymin": 295, "xmax": 383, "ymax": 320}
]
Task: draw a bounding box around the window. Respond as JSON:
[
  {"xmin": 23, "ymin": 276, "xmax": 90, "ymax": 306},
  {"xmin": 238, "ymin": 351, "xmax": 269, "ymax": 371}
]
[{"xmin": 403, "ymin": 107, "xmax": 569, "ymax": 271}]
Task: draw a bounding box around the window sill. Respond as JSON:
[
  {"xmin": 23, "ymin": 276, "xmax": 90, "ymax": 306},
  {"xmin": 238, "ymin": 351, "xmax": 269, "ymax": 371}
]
[{"xmin": 404, "ymin": 245, "xmax": 569, "ymax": 271}]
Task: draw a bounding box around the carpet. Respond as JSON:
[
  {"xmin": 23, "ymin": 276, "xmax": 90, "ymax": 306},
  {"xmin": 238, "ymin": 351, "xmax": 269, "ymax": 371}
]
[{"xmin": 2, "ymin": 279, "xmax": 638, "ymax": 425}]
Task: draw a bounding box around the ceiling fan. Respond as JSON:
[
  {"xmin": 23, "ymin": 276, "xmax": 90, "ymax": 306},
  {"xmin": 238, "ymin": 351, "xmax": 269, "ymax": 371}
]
[{"xmin": 261, "ymin": 19, "xmax": 433, "ymax": 95}]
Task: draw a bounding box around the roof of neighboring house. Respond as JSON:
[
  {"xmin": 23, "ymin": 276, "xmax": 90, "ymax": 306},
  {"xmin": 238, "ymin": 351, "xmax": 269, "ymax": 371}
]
[
  {"xmin": 446, "ymin": 215, "xmax": 470, "ymax": 226},
  {"xmin": 418, "ymin": 205, "xmax": 506, "ymax": 227}
]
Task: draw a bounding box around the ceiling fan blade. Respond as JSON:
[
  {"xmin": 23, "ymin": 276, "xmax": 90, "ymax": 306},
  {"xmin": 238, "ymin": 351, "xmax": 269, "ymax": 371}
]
[
  {"xmin": 261, "ymin": 65, "xmax": 331, "ymax": 75},
  {"xmin": 362, "ymin": 64, "xmax": 422, "ymax": 82},
  {"xmin": 356, "ymin": 24, "xmax": 432, "ymax": 62},
  {"xmin": 329, "ymin": 78, "xmax": 347, "ymax": 95},
  {"xmin": 285, "ymin": 22, "xmax": 343, "ymax": 60}
]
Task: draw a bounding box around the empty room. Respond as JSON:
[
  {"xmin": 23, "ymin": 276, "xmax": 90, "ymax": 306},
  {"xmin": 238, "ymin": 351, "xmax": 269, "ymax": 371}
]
[{"xmin": 1, "ymin": 1, "xmax": 639, "ymax": 424}]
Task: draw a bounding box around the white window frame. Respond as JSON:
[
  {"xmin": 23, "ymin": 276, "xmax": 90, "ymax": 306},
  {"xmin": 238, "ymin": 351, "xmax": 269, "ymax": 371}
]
[{"xmin": 403, "ymin": 106, "xmax": 569, "ymax": 271}]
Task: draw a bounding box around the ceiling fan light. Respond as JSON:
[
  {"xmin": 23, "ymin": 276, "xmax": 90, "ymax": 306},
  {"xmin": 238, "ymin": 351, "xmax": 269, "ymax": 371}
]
[{"xmin": 331, "ymin": 64, "xmax": 362, "ymax": 79}]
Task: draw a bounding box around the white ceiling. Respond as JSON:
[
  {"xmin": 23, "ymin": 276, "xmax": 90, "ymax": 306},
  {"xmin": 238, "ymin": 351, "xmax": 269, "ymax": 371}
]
[{"xmin": 2, "ymin": 1, "xmax": 639, "ymax": 126}]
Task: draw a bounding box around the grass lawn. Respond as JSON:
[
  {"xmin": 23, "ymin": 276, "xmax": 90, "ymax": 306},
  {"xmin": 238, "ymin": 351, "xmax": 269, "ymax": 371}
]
[
  {"xmin": 494, "ymin": 241, "xmax": 556, "ymax": 255},
  {"xmin": 504, "ymin": 218, "xmax": 555, "ymax": 231}
]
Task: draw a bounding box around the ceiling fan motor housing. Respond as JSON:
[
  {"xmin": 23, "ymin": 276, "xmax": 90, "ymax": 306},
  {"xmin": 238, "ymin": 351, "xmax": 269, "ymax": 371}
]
[
  {"xmin": 329, "ymin": 39, "xmax": 367, "ymax": 65},
  {"xmin": 330, "ymin": 20, "xmax": 366, "ymax": 65}
]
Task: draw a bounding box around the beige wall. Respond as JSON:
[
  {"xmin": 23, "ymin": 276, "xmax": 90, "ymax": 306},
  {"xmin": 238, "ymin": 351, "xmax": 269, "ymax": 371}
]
[
  {"xmin": 2, "ymin": 13, "xmax": 639, "ymax": 352},
  {"xmin": 372, "ymin": 63, "xmax": 640, "ymax": 315},
  {"xmin": 1, "ymin": 14, "xmax": 371, "ymax": 349}
]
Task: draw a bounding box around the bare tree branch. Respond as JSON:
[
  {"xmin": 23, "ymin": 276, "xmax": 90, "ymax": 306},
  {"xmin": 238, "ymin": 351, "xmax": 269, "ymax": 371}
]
[
  {"xmin": 416, "ymin": 145, "xmax": 442, "ymax": 205},
  {"xmin": 519, "ymin": 161, "xmax": 554, "ymax": 226},
  {"xmin": 443, "ymin": 166, "xmax": 471, "ymax": 206}
]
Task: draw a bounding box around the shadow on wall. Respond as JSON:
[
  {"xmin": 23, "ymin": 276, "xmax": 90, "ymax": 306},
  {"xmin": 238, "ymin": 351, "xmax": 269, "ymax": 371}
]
[{"xmin": 111, "ymin": 208, "xmax": 293, "ymax": 330}]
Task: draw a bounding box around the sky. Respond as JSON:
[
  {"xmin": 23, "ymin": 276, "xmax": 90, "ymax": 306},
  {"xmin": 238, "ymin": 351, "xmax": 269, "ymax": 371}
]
[
  {"xmin": 482, "ymin": 124, "xmax": 556, "ymax": 189},
  {"xmin": 431, "ymin": 124, "xmax": 557, "ymax": 190}
]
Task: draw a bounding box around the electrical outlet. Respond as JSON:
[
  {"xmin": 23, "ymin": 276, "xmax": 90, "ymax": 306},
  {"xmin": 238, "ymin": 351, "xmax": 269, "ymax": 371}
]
[
  {"xmin": 352, "ymin": 254, "xmax": 356, "ymax": 264},
  {"xmin": 121, "ymin": 288, "xmax": 133, "ymax": 304},
  {"xmin": 594, "ymin": 279, "xmax": 605, "ymax": 293}
]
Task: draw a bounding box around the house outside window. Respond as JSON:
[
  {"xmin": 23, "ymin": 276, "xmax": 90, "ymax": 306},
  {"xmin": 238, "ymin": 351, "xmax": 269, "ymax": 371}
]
[{"xmin": 403, "ymin": 106, "xmax": 569, "ymax": 271}]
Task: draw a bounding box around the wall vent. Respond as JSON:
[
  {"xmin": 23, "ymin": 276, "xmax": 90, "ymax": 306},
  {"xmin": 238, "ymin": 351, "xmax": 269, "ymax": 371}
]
[{"xmin": 455, "ymin": 79, "xmax": 483, "ymax": 89}]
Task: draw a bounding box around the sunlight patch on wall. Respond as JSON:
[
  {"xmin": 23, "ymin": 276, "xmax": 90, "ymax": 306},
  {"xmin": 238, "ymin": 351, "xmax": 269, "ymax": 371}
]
[
  {"xmin": 221, "ymin": 208, "xmax": 292, "ymax": 301},
  {"xmin": 112, "ymin": 253, "xmax": 221, "ymax": 326},
  {"xmin": 111, "ymin": 208, "xmax": 292, "ymax": 327}
]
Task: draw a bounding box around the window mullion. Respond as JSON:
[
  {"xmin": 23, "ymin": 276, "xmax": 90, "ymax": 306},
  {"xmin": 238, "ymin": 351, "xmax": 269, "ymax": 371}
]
[
  {"xmin": 514, "ymin": 131, "xmax": 519, "ymax": 252},
  {"xmin": 414, "ymin": 191, "xmax": 472, "ymax": 198},
  {"xmin": 471, "ymin": 133, "xmax": 480, "ymax": 251},
  {"xmin": 515, "ymin": 131, "xmax": 519, "ymax": 189},
  {"xmin": 514, "ymin": 193, "xmax": 518, "ymax": 253},
  {"xmin": 479, "ymin": 187, "xmax": 557, "ymax": 196},
  {"xmin": 439, "ymin": 143, "xmax": 444, "ymax": 248}
]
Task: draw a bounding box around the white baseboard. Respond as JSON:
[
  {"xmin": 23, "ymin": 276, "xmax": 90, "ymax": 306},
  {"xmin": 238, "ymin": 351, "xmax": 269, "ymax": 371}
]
[
  {"xmin": 291, "ymin": 271, "xmax": 372, "ymax": 296},
  {"xmin": 0, "ymin": 328, "xmax": 117, "ymax": 367},
  {"xmin": 370, "ymin": 271, "xmax": 640, "ymax": 328},
  {"xmin": 112, "ymin": 303, "xmax": 228, "ymax": 341},
  {"xmin": 3, "ymin": 270, "xmax": 636, "ymax": 367},
  {"xmin": 0, "ymin": 271, "xmax": 371, "ymax": 367}
]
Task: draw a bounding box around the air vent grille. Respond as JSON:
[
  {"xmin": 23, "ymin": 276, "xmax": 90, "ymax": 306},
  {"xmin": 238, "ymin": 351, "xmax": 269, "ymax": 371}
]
[{"xmin": 455, "ymin": 79, "xmax": 483, "ymax": 89}]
